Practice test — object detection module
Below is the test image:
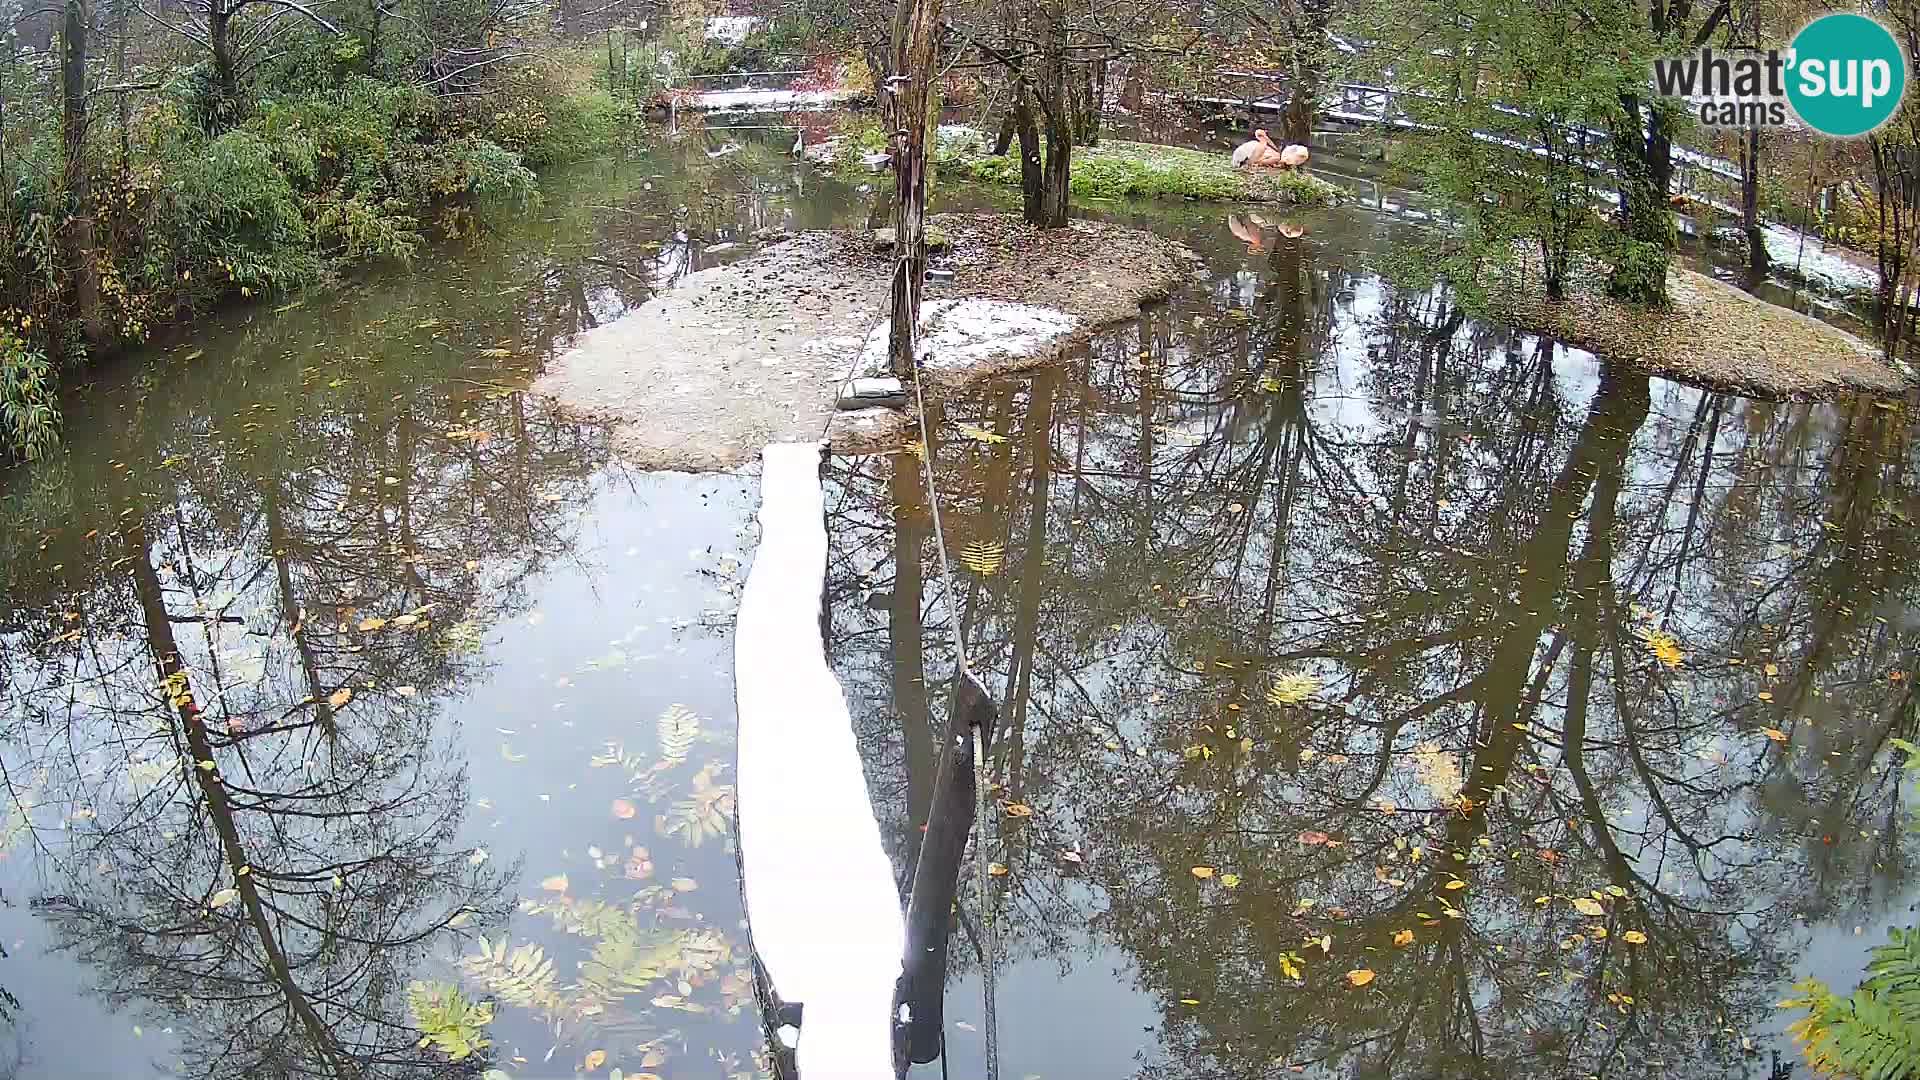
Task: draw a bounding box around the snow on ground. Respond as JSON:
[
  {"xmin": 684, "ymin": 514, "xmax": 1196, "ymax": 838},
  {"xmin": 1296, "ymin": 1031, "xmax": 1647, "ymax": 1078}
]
[
  {"xmin": 688, "ymin": 87, "xmax": 859, "ymax": 112},
  {"xmin": 735, "ymin": 442, "xmax": 904, "ymax": 1079},
  {"xmin": 1760, "ymin": 225, "xmax": 1880, "ymax": 296},
  {"xmin": 703, "ymin": 15, "xmax": 758, "ymax": 44},
  {"xmin": 859, "ymin": 298, "xmax": 1082, "ymax": 373}
]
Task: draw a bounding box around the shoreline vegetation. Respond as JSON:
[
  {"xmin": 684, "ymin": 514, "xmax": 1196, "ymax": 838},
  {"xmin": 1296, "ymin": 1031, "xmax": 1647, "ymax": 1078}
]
[{"xmin": 823, "ymin": 124, "xmax": 1344, "ymax": 207}]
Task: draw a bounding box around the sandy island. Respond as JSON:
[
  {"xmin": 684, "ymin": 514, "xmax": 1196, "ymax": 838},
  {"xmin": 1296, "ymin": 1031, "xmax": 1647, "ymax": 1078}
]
[
  {"xmin": 1498, "ymin": 266, "xmax": 1911, "ymax": 398},
  {"xmin": 530, "ymin": 212, "xmax": 1197, "ymax": 471}
]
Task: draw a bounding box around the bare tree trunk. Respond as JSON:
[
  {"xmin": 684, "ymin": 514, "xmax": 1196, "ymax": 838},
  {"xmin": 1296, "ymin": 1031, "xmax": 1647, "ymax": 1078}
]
[
  {"xmin": 1742, "ymin": 124, "xmax": 1767, "ymax": 285},
  {"xmin": 1035, "ymin": 65, "xmax": 1071, "ymax": 228},
  {"xmin": 113, "ymin": 0, "xmax": 128, "ymax": 162},
  {"xmin": 1013, "ymin": 73, "xmax": 1043, "ymax": 220},
  {"xmin": 885, "ymin": 0, "xmax": 942, "ymax": 375},
  {"xmin": 61, "ymin": 0, "xmax": 103, "ymax": 348},
  {"xmin": 209, "ymin": 7, "xmax": 240, "ymax": 129}
]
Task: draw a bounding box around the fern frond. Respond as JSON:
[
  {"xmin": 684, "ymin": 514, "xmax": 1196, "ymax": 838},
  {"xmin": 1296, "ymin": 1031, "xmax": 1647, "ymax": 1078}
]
[
  {"xmin": 657, "ymin": 704, "xmax": 699, "ymax": 768},
  {"xmin": 1789, "ymin": 930, "xmax": 1920, "ymax": 1079},
  {"xmin": 406, "ymin": 980, "xmax": 492, "ymax": 1061}
]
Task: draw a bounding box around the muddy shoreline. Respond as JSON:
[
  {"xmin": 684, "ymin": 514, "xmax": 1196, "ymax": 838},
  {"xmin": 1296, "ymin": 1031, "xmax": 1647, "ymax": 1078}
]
[{"xmin": 528, "ymin": 213, "xmax": 1199, "ymax": 471}]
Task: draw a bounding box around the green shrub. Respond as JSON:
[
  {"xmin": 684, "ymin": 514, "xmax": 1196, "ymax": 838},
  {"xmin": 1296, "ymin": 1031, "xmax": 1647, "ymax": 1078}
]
[
  {"xmin": 0, "ymin": 328, "xmax": 59, "ymax": 463},
  {"xmin": 1786, "ymin": 926, "xmax": 1920, "ymax": 1079}
]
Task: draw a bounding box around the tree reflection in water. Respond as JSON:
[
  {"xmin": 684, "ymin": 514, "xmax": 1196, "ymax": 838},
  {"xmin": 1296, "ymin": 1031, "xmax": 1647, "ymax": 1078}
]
[
  {"xmin": 1, "ymin": 376, "xmax": 609, "ymax": 1078},
  {"xmin": 828, "ymin": 228, "xmax": 1920, "ymax": 1079}
]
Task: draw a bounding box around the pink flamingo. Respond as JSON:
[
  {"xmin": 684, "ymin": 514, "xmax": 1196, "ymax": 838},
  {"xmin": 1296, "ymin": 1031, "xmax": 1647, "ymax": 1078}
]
[{"xmin": 1231, "ymin": 129, "xmax": 1285, "ymax": 168}]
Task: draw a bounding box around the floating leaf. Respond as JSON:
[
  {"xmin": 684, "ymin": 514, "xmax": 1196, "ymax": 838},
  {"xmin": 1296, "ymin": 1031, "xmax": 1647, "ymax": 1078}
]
[
  {"xmin": 1642, "ymin": 627, "xmax": 1685, "ymax": 669},
  {"xmin": 1572, "ymin": 897, "xmax": 1605, "ymax": 916},
  {"xmin": 1444, "ymin": 879, "xmax": 1467, "ymax": 890},
  {"xmin": 540, "ymin": 874, "xmax": 569, "ymax": 893},
  {"xmin": 1762, "ymin": 728, "xmax": 1788, "ymax": 743},
  {"xmin": 1346, "ymin": 969, "xmax": 1376, "ymax": 987},
  {"xmin": 1267, "ymin": 672, "xmax": 1321, "ymax": 706},
  {"xmin": 358, "ymin": 617, "xmax": 388, "ymax": 632},
  {"xmin": 1393, "ymin": 929, "xmax": 1415, "ymax": 946},
  {"xmin": 1003, "ymin": 802, "xmax": 1035, "ymax": 818},
  {"xmin": 1191, "ymin": 866, "xmax": 1216, "ymax": 879},
  {"xmin": 1622, "ymin": 930, "xmax": 1648, "ymax": 944},
  {"xmin": 406, "ymin": 980, "xmax": 492, "ymax": 1061},
  {"xmin": 1220, "ymin": 872, "xmax": 1241, "ymax": 888},
  {"xmin": 988, "ymin": 862, "xmax": 1008, "ymax": 876},
  {"xmin": 1061, "ymin": 850, "xmax": 1083, "ymax": 864},
  {"xmin": 959, "ymin": 540, "xmax": 1005, "ymax": 575},
  {"xmin": 657, "ymin": 705, "xmax": 699, "ymax": 768},
  {"xmin": 956, "ymin": 422, "xmax": 1007, "ymax": 444},
  {"xmin": 612, "ymin": 798, "xmax": 638, "ymax": 819},
  {"xmin": 327, "ymin": 688, "xmax": 353, "ymax": 709},
  {"xmin": 670, "ymin": 877, "xmax": 698, "ymax": 893},
  {"xmin": 209, "ymin": 887, "xmax": 240, "ymax": 909},
  {"xmin": 585, "ymin": 1050, "xmax": 607, "ymax": 1071},
  {"xmin": 1757, "ymin": 692, "xmax": 1775, "ymax": 702},
  {"xmin": 1297, "ymin": 830, "xmax": 1332, "ymax": 846}
]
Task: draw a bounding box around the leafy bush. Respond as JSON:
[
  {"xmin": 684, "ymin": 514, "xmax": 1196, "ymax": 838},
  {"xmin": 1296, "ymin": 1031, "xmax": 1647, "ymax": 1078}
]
[
  {"xmin": 1784, "ymin": 742, "xmax": 1920, "ymax": 1080},
  {"xmin": 0, "ymin": 328, "xmax": 59, "ymax": 463},
  {"xmin": 1785, "ymin": 926, "xmax": 1920, "ymax": 1079}
]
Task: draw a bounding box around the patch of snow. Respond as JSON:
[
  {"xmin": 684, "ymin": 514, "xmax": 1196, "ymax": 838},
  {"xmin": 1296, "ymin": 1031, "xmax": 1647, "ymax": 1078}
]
[
  {"xmin": 735, "ymin": 443, "xmax": 903, "ymax": 1080},
  {"xmin": 690, "ymin": 88, "xmax": 858, "ymax": 112},
  {"xmin": 704, "ymin": 15, "xmax": 757, "ymax": 45},
  {"xmin": 859, "ymin": 299, "xmax": 1081, "ymax": 372},
  {"xmin": 1760, "ymin": 224, "xmax": 1879, "ymax": 296}
]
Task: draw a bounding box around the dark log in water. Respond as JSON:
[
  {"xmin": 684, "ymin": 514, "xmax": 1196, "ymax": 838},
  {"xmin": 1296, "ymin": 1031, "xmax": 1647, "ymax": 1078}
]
[{"xmin": 894, "ymin": 671, "xmax": 999, "ymax": 1069}]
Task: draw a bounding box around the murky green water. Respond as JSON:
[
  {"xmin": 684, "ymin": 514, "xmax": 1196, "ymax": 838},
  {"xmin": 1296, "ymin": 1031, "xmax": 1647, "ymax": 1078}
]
[{"xmin": 0, "ymin": 118, "xmax": 1914, "ymax": 1080}]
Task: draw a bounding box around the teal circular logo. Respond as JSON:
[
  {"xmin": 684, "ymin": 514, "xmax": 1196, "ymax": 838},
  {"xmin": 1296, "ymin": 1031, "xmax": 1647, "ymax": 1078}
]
[{"xmin": 1786, "ymin": 13, "xmax": 1907, "ymax": 137}]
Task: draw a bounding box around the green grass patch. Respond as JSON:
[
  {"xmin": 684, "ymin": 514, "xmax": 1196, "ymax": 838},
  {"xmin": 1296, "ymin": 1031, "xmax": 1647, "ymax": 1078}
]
[{"xmin": 937, "ymin": 129, "xmax": 1341, "ymax": 207}]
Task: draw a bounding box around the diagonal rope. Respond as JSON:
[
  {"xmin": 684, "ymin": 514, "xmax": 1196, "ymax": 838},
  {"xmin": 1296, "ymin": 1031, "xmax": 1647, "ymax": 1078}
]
[{"xmin": 900, "ymin": 249, "xmax": 1000, "ymax": 1080}]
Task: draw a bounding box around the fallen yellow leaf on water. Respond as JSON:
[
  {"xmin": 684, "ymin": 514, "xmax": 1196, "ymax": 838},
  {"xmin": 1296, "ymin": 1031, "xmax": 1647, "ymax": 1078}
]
[
  {"xmin": 208, "ymin": 887, "xmax": 240, "ymax": 909},
  {"xmin": 1444, "ymin": 879, "xmax": 1467, "ymax": 890},
  {"xmin": 1179, "ymin": 997, "xmax": 1200, "ymax": 1005},
  {"xmin": 1622, "ymin": 930, "xmax": 1649, "ymax": 944},
  {"xmin": 1220, "ymin": 873, "xmax": 1241, "ymax": 888},
  {"xmin": 1757, "ymin": 692, "xmax": 1774, "ymax": 702},
  {"xmin": 1764, "ymin": 662, "xmax": 1779, "ymax": 676},
  {"xmin": 1762, "ymin": 728, "xmax": 1788, "ymax": 743},
  {"xmin": 988, "ymin": 862, "xmax": 1008, "ymax": 876},
  {"xmin": 1642, "ymin": 627, "xmax": 1685, "ymax": 669},
  {"xmin": 1003, "ymin": 802, "xmax": 1034, "ymax": 818},
  {"xmin": 670, "ymin": 877, "xmax": 697, "ymax": 892},
  {"xmin": 327, "ymin": 688, "xmax": 353, "ymax": 708},
  {"xmin": 611, "ymin": 798, "xmax": 637, "ymax": 819},
  {"xmin": 1347, "ymin": 969, "xmax": 1375, "ymax": 987},
  {"xmin": 540, "ymin": 874, "xmax": 569, "ymax": 892},
  {"xmin": 1267, "ymin": 672, "xmax": 1321, "ymax": 706},
  {"xmin": 1572, "ymin": 897, "xmax": 1605, "ymax": 916},
  {"xmin": 641, "ymin": 1049, "xmax": 668, "ymax": 1067},
  {"xmin": 584, "ymin": 1049, "xmax": 607, "ymax": 1071},
  {"xmin": 956, "ymin": 422, "xmax": 1007, "ymax": 445},
  {"xmin": 357, "ymin": 617, "xmax": 387, "ymax": 631},
  {"xmin": 1392, "ymin": 929, "xmax": 1415, "ymax": 946},
  {"xmin": 1191, "ymin": 866, "xmax": 1216, "ymax": 879}
]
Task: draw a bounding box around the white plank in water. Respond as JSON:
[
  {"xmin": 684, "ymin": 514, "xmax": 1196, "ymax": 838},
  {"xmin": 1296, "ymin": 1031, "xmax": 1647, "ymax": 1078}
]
[{"xmin": 735, "ymin": 441, "xmax": 904, "ymax": 1079}]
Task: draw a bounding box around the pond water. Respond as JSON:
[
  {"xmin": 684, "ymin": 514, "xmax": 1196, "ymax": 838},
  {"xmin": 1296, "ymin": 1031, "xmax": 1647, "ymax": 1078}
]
[{"xmin": 0, "ymin": 119, "xmax": 1914, "ymax": 1080}]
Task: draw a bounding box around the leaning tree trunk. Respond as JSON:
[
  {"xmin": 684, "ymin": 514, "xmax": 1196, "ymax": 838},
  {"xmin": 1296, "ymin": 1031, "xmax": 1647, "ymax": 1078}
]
[{"xmin": 885, "ymin": 0, "xmax": 942, "ymax": 375}]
